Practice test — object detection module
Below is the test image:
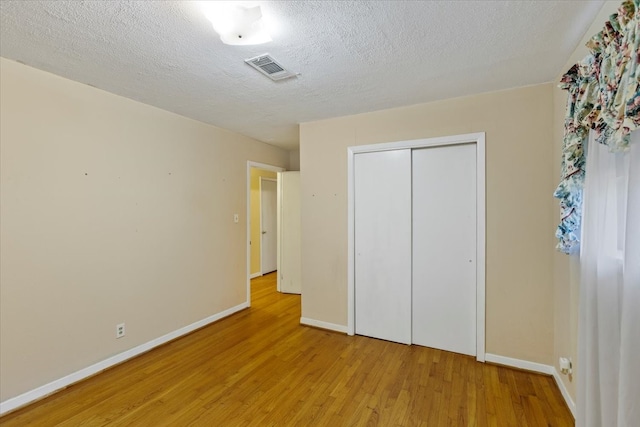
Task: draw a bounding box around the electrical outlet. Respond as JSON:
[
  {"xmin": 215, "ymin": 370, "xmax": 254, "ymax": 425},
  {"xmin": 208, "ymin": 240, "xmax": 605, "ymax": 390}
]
[
  {"xmin": 116, "ymin": 323, "xmax": 125, "ymax": 339},
  {"xmin": 559, "ymin": 357, "xmax": 572, "ymax": 375}
]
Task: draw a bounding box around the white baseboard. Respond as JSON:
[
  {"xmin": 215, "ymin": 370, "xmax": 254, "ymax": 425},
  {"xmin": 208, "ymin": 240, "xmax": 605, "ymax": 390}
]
[
  {"xmin": 484, "ymin": 353, "xmax": 554, "ymax": 375},
  {"xmin": 250, "ymin": 272, "xmax": 262, "ymax": 279},
  {"xmin": 300, "ymin": 317, "xmax": 348, "ymax": 334},
  {"xmin": 484, "ymin": 353, "xmax": 575, "ymax": 419},
  {"xmin": 551, "ymin": 367, "xmax": 576, "ymax": 418},
  {"xmin": 0, "ymin": 302, "xmax": 249, "ymax": 416}
]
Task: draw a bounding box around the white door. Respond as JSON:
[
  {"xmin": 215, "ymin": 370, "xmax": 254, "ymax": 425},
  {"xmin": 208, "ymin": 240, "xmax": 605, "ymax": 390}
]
[
  {"xmin": 261, "ymin": 179, "xmax": 277, "ymax": 274},
  {"xmin": 354, "ymin": 150, "xmax": 412, "ymax": 344},
  {"xmin": 412, "ymin": 144, "xmax": 476, "ymax": 356},
  {"xmin": 278, "ymin": 172, "xmax": 301, "ymax": 294}
]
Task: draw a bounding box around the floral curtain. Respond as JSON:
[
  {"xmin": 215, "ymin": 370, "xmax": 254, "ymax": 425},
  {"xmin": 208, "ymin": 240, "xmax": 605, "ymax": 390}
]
[{"xmin": 555, "ymin": 0, "xmax": 639, "ymax": 254}]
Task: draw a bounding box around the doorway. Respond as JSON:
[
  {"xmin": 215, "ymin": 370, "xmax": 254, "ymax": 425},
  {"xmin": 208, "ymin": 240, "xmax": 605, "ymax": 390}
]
[
  {"xmin": 260, "ymin": 178, "xmax": 277, "ymax": 274},
  {"xmin": 246, "ymin": 162, "xmax": 284, "ymax": 306},
  {"xmin": 347, "ymin": 133, "xmax": 486, "ymax": 361}
]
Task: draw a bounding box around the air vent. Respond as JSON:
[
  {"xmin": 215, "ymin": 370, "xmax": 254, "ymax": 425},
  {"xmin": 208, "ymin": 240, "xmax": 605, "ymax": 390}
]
[{"xmin": 245, "ymin": 54, "xmax": 297, "ymax": 81}]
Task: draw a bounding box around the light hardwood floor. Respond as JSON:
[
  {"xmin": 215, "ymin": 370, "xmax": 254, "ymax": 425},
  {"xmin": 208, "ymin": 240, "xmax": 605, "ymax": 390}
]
[{"xmin": 1, "ymin": 273, "xmax": 574, "ymax": 426}]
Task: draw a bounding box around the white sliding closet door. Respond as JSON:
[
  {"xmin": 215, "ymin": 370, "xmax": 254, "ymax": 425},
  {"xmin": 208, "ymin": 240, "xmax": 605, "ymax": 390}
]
[
  {"xmin": 412, "ymin": 144, "xmax": 476, "ymax": 356},
  {"xmin": 354, "ymin": 150, "xmax": 412, "ymax": 344}
]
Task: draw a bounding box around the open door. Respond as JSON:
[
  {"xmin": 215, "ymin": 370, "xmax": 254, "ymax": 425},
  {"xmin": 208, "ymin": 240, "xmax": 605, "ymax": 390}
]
[
  {"xmin": 277, "ymin": 171, "xmax": 301, "ymax": 294},
  {"xmin": 260, "ymin": 178, "xmax": 277, "ymax": 274}
]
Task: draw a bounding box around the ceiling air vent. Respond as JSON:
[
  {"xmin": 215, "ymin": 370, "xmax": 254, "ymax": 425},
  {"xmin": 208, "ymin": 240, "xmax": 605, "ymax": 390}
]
[{"xmin": 245, "ymin": 54, "xmax": 297, "ymax": 81}]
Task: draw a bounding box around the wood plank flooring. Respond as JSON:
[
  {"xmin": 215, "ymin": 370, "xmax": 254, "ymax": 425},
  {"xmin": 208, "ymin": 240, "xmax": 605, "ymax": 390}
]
[{"xmin": 1, "ymin": 273, "xmax": 574, "ymax": 426}]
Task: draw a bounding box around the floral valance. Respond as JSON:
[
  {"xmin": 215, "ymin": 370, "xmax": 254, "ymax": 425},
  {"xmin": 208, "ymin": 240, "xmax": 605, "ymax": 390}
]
[{"xmin": 555, "ymin": 0, "xmax": 639, "ymax": 254}]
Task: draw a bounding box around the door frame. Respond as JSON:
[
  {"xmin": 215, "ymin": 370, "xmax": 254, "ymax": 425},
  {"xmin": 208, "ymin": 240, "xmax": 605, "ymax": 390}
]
[
  {"xmin": 246, "ymin": 161, "xmax": 285, "ymax": 307},
  {"xmin": 347, "ymin": 132, "xmax": 486, "ymax": 362},
  {"xmin": 259, "ymin": 177, "xmax": 278, "ymax": 276}
]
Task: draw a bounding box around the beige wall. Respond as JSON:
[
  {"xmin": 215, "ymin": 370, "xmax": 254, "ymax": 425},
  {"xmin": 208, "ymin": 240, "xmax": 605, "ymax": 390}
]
[
  {"xmin": 551, "ymin": 0, "xmax": 620, "ymax": 403},
  {"xmin": 288, "ymin": 150, "xmax": 300, "ymax": 171},
  {"xmin": 250, "ymin": 168, "xmax": 278, "ymax": 275},
  {"xmin": 300, "ymin": 84, "xmax": 556, "ymax": 364},
  {"xmin": 552, "ymin": 70, "xmax": 581, "ymax": 406},
  {"xmin": 0, "ymin": 58, "xmax": 289, "ymax": 401}
]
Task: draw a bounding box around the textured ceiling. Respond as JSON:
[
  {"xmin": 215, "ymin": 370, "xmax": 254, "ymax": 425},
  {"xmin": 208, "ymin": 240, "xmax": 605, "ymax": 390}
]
[{"xmin": 0, "ymin": 1, "xmax": 604, "ymax": 150}]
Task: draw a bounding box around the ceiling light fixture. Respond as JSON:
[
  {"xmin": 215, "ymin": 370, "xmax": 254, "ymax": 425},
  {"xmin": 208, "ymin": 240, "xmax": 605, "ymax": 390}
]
[{"xmin": 202, "ymin": 1, "xmax": 272, "ymax": 46}]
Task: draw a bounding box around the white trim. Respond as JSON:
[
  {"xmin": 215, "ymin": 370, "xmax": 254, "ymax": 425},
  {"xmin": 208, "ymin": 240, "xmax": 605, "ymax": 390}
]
[
  {"xmin": 246, "ymin": 162, "xmax": 285, "ymax": 307},
  {"xmin": 276, "ymin": 174, "xmax": 282, "ymax": 292},
  {"xmin": 347, "ymin": 132, "xmax": 486, "ymax": 362},
  {"xmin": 476, "ymin": 133, "xmax": 486, "ymax": 362},
  {"xmin": 552, "ymin": 367, "xmax": 576, "ymax": 418},
  {"xmin": 259, "ymin": 177, "xmax": 263, "ymax": 276},
  {"xmin": 0, "ymin": 302, "xmax": 249, "ymax": 415},
  {"xmin": 347, "ymin": 147, "xmax": 355, "ymax": 336},
  {"xmin": 484, "ymin": 353, "xmax": 576, "ymax": 418},
  {"xmin": 348, "ymin": 132, "xmax": 485, "ymax": 154},
  {"xmin": 484, "ymin": 353, "xmax": 554, "ymax": 375},
  {"xmin": 250, "ymin": 272, "xmax": 262, "ymax": 279},
  {"xmin": 300, "ymin": 317, "xmax": 348, "ymax": 334}
]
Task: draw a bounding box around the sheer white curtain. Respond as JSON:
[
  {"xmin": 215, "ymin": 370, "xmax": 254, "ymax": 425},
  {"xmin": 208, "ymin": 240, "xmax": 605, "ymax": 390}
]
[{"xmin": 577, "ymin": 130, "xmax": 640, "ymax": 427}]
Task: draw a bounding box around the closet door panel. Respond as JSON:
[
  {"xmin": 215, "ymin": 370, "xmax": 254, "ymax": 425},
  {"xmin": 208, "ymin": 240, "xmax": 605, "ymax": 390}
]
[
  {"xmin": 412, "ymin": 144, "xmax": 476, "ymax": 356},
  {"xmin": 354, "ymin": 150, "xmax": 412, "ymax": 344}
]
